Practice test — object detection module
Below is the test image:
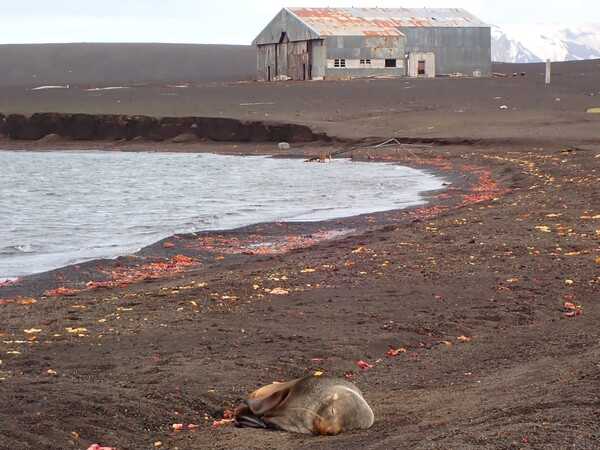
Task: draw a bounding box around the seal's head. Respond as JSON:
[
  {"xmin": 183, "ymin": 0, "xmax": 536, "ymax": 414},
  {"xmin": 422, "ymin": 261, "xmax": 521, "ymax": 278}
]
[{"xmin": 312, "ymin": 386, "xmax": 375, "ymax": 435}]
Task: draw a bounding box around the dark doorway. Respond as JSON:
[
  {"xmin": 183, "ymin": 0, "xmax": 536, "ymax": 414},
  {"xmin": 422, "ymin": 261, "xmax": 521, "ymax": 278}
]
[
  {"xmin": 385, "ymin": 59, "xmax": 397, "ymax": 68},
  {"xmin": 267, "ymin": 66, "xmax": 271, "ymax": 82},
  {"xmin": 307, "ymin": 41, "xmax": 314, "ymax": 81},
  {"xmin": 418, "ymin": 60, "xmax": 426, "ymax": 75},
  {"xmin": 303, "ymin": 64, "xmax": 307, "ymax": 81}
]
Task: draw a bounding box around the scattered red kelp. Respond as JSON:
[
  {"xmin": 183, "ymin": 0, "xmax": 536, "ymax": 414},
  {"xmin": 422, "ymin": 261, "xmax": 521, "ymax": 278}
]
[
  {"xmin": 212, "ymin": 418, "xmax": 235, "ymax": 429},
  {"xmin": 563, "ymin": 301, "xmax": 583, "ymax": 318},
  {"xmin": 92, "ymin": 254, "xmax": 197, "ymax": 287},
  {"xmin": 187, "ymin": 229, "xmax": 352, "ymax": 256},
  {"xmin": 386, "ymin": 347, "xmax": 408, "ymax": 357},
  {"xmin": 0, "ymin": 278, "xmax": 19, "ymax": 288},
  {"xmin": 357, "ymin": 360, "xmax": 374, "ymax": 370},
  {"xmin": 172, "ymin": 423, "xmax": 200, "ymax": 431},
  {"xmin": 43, "ymin": 287, "xmax": 80, "ymax": 297},
  {"xmin": 407, "ymin": 205, "xmax": 450, "ymax": 221},
  {"xmin": 365, "ymin": 156, "xmax": 508, "ymax": 226},
  {"xmin": 460, "ymin": 166, "xmax": 505, "ymax": 205},
  {"xmin": 43, "ymin": 255, "xmax": 197, "ymax": 298},
  {"xmin": 87, "ymin": 445, "xmax": 117, "ymax": 450}
]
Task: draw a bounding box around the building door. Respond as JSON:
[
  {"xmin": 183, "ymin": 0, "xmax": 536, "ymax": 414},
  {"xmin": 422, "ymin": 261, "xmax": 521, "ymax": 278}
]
[
  {"xmin": 408, "ymin": 53, "xmax": 435, "ymax": 78},
  {"xmin": 278, "ymin": 32, "xmax": 289, "ymax": 80},
  {"xmin": 287, "ymin": 41, "xmax": 309, "ymax": 81},
  {"xmin": 306, "ymin": 41, "xmax": 314, "ymax": 81}
]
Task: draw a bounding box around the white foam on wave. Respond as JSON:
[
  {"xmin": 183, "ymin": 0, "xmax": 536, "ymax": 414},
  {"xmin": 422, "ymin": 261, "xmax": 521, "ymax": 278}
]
[
  {"xmin": 31, "ymin": 85, "xmax": 70, "ymax": 91},
  {"xmin": 85, "ymin": 86, "xmax": 130, "ymax": 92}
]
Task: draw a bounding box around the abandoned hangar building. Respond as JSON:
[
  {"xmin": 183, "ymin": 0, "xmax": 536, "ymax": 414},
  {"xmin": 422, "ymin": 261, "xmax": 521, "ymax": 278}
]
[{"xmin": 253, "ymin": 7, "xmax": 492, "ymax": 81}]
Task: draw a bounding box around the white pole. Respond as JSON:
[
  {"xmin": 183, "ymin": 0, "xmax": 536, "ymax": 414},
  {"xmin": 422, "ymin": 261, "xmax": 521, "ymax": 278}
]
[{"xmin": 545, "ymin": 59, "xmax": 551, "ymax": 86}]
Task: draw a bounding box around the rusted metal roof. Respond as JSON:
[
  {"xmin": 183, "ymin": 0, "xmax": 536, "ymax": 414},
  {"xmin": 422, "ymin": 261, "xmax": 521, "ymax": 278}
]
[{"xmin": 287, "ymin": 7, "xmax": 489, "ymax": 36}]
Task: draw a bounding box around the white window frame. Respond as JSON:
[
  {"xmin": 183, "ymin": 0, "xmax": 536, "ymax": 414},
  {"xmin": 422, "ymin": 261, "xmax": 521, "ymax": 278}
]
[
  {"xmin": 360, "ymin": 59, "xmax": 372, "ymax": 66},
  {"xmin": 334, "ymin": 59, "xmax": 346, "ymax": 68}
]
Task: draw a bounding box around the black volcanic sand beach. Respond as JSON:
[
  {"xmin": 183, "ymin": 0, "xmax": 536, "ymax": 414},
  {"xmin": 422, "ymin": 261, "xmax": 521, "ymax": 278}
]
[
  {"xmin": 1, "ymin": 59, "xmax": 600, "ymax": 450},
  {"xmin": 1, "ymin": 60, "xmax": 599, "ymax": 146}
]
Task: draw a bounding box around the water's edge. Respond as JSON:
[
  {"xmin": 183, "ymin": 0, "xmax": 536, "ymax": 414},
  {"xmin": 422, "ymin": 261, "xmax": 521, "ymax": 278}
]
[{"xmin": 0, "ymin": 151, "xmax": 447, "ymax": 280}]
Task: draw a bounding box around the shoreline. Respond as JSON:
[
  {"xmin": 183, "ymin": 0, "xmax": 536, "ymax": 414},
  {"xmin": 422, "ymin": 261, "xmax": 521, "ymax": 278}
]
[{"xmin": 0, "ymin": 149, "xmax": 460, "ymax": 301}]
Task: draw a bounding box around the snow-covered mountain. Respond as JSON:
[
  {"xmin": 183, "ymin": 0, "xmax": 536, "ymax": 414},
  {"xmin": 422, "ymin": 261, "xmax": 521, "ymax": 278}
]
[
  {"xmin": 492, "ymin": 24, "xmax": 600, "ymax": 63},
  {"xmin": 492, "ymin": 26, "xmax": 541, "ymax": 63}
]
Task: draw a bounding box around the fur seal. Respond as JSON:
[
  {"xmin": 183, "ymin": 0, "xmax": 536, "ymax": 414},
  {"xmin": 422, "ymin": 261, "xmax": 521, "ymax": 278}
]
[{"xmin": 234, "ymin": 375, "xmax": 375, "ymax": 435}]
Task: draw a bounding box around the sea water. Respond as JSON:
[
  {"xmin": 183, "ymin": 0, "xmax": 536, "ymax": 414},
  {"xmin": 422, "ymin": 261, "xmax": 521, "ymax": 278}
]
[{"xmin": 0, "ymin": 151, "xmax": 445, "ymax": 279}]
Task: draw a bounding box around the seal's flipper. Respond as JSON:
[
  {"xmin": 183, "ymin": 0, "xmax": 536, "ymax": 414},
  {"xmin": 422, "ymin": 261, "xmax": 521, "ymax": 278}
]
[
  {"xmin": 235, "ymin": 414, "xmax": 269, "ymax": 429},
  {"xmin": 247, "ymin": 384, "xmax": 292, "ymax": 416},
  {"xmin": 248, "ymin": 379, "xmax": 300, "ymax": 401},
  {"xmin": 245, "ymin": 379, "xmax": 302, "ymax": 416}
]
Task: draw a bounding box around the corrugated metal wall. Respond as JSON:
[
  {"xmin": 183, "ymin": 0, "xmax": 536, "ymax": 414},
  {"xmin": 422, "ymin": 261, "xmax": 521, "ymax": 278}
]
[
  {"xmin": 325, "ymin": 67, "xmax": 406, "ymax": 79},
  {"xmin": 310, "ymin": 40, "xmax": 326, "ymax": 80},
  {"xmin": 323, "ymin": 35, "xmax": 406, "ymax": 79},
  {"xmin": 325, "ymin": 36, "xmax": 405, "ymax": 60},
  {"xmin": 402, "ymin": 27, "xmax": 491, "ymax": 76}
]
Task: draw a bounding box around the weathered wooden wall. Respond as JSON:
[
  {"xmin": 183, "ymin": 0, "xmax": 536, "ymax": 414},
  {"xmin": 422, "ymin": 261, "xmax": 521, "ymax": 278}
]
[{"xmin": 258, "ymin": 40, "xmax": 321, "ymax": 81}]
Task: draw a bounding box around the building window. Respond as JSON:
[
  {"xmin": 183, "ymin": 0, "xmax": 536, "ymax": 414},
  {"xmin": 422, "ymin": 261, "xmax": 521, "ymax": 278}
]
[
  {"xmin": 360, "ymin": 59, "xmax": 372, "ymax": 66},
  {"xmin": 385, "ymin": 59, "xmax": 397, "ymax": 68},
  {"xmin": 418, "ymin": 60, "xmax": 426, "ymax": 75},
  {"xmin": 334, "ymin": 59, "xmax": 346, "ymax": 68}
]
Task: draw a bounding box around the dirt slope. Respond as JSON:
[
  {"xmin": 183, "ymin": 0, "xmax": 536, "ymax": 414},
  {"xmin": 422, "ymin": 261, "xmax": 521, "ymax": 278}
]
[{"xmin": 0, "ymin": 43, "xmax": 256, "ymax": 87}]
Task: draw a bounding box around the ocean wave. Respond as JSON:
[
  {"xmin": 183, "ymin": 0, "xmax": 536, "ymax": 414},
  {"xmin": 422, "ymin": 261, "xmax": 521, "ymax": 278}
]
[{"xmin": 0, "ymin": 244, "xmax": 36, "ymax": 255}]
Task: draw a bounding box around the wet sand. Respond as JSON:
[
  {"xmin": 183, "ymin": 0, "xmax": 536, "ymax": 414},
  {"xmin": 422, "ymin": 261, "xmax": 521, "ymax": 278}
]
[{"xmin": 1, "ymin": 60, "xmax": 600, "ymax": 450}]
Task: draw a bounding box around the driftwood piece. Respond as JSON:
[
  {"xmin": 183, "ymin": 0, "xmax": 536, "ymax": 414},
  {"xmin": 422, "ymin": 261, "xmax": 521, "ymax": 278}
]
[{"xmin": 304, "ymin": 138, "xmax": 432, "ymax": 163}]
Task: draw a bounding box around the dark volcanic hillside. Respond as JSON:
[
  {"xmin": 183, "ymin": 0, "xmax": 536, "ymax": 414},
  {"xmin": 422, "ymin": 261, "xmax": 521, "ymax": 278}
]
[{"xmin": 0, "ymin": 43, "xmax": 256, "ymax": 87}]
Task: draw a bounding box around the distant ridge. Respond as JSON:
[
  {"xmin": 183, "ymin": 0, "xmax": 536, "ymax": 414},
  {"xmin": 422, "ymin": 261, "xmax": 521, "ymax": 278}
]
[{"xmin": 0, "ymin": 43, "xmax": 256, "ymax": 87}]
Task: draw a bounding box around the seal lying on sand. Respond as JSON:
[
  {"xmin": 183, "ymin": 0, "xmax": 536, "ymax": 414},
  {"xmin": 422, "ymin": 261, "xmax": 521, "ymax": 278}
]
[{"xmin": 234, "ymin": 375, "xmax": 375, "ymax": 435}]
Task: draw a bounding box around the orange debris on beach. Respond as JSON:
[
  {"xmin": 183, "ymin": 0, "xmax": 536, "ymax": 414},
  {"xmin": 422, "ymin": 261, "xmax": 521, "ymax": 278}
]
[{"xmin": 43, "ymin": 255, "xmax": 198, "ymax": 298}]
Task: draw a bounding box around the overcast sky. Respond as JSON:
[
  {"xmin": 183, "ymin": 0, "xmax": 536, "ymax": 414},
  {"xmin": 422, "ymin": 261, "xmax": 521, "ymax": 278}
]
[{"xmin": 0, "ymin": 0, "xmax": 596, "ymax": 45}]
